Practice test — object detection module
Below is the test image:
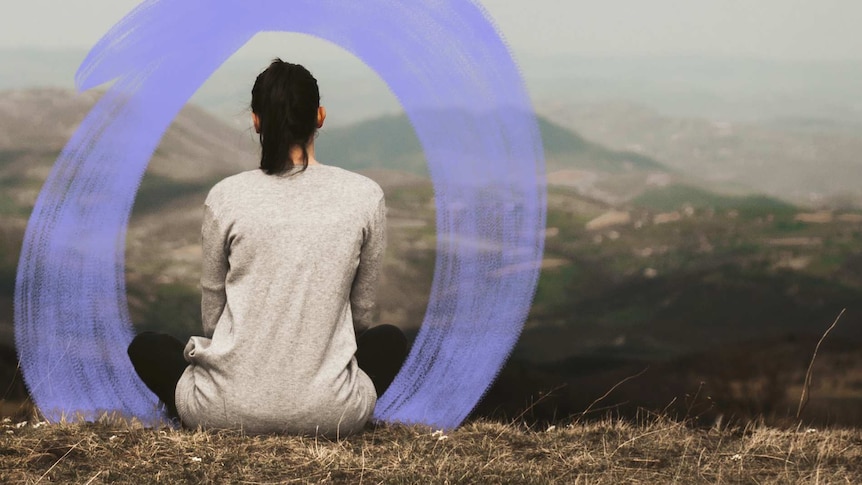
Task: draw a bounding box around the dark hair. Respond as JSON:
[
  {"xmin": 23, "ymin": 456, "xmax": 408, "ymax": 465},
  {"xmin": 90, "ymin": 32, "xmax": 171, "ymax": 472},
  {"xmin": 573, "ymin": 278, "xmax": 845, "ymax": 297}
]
[{"xmin": 251, "ymin": 59, "xmax": 320, "ymax": 175}]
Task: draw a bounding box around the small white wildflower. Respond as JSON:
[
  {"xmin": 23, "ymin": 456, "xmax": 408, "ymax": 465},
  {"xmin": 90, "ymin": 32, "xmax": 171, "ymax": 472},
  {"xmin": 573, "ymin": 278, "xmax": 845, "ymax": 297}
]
[
  {"xmin": 31, "ymin": 422, "xmax": 47, "ymax": 429},
  {"xmin": 731, "ymin": 454, "xmax": 742, "ymax": 461},
  {"xmin": 2, "ymin": 418, "xmax": 10, "ymax": 424},
  {"xmin": 545, "ymin": 425, "xmax": 556, "ymax": 433},
  {"xmin": 190, "ymin": 456, "xmax": 202, "ymax": 463},
  {"xmin": 806, "ymin": 428, "xmax": 817, "ymax": 434},
  {"xmin": 14, "ymin": 421, "xmax": 27, "ymax": 429},
  {"xmin": 437, "ymin": 435, "xmax": 448, "ymax": 441},
  {"xmin": 431, "ymin": 429, "xmax": 444, "ymax": 437}
]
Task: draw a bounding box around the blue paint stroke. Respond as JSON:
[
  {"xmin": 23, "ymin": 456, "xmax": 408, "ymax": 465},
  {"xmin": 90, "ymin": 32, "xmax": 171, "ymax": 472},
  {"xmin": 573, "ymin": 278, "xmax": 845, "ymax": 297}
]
[{"xmin": 15, "ymin": 0, "xmax": 546, "ymax": 430}]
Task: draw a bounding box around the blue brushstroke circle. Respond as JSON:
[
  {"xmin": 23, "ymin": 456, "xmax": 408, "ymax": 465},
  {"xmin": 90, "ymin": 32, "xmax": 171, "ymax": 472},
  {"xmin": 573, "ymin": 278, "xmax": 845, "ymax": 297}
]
[{"xmin": 14, "ymin": 0, "xmax": 546, "ymax": 430}]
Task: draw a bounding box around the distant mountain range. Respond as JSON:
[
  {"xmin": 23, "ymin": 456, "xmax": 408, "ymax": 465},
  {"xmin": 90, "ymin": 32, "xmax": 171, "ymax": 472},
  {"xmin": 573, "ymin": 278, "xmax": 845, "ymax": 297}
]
[
  {"xmin": 4, "ymin": 48, "xmax": 862, "ymax": 128},
  {"xmin": 6, "ymin": 48, "xmax": 862, "ymax": 206},
  {"xmin": 0, "ymin": 87, "xmax": 682, "ymax": 210},
  {"xmin": 544, "ymin": 101, "xmax": 862, "ymax": 207}
]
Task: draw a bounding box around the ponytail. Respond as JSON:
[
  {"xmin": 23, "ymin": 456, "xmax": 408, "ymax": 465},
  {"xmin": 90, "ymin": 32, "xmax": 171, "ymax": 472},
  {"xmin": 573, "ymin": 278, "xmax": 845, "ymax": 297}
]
[{"xmin": 251, "ymin": 59, "xmax": 320, "ymax": 175}]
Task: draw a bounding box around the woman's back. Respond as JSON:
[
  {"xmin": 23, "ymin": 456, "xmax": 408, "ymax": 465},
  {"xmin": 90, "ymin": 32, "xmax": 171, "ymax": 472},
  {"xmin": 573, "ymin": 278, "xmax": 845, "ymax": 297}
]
[
  {"xmin": 127, "ymin": 59, "xmax": 405, "ymax": 438},
  {"xmin": 175, "ymin": 164, "xmax": 385, "ymax": 436}
]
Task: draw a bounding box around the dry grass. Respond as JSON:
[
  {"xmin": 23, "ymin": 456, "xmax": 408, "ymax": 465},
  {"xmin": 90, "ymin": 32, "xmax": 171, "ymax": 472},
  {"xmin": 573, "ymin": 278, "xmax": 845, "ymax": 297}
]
[{"xmin": 2, "ymin": 412, "xmax": 861, "ymax": 484}]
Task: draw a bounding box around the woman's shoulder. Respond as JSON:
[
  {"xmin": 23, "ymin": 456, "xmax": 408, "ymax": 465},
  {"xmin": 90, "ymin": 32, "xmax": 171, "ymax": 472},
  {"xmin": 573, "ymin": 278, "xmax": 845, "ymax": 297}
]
[
  {"xmin": 204, "ymin": 169, "xmax": 261, "ymax": 205},
  {"xmin": 317, "ymin": 164, "xmax": 384, "ymax": 200}
]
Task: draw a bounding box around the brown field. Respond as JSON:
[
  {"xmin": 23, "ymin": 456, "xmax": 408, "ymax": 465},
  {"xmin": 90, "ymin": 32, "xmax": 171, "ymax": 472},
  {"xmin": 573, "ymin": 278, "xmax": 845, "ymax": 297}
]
[{"xmin": 2, "ymin": 412, "xmax": 861, "ymax": 484}]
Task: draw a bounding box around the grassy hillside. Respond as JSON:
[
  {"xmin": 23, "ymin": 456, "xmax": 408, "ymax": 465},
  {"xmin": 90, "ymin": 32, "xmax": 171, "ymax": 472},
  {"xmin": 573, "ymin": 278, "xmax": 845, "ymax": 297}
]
[
  {"xmin": 3, "ymin": 415, "xmax": 862, "ymax": 484},
  {"xmin": 633, "ymin": 184, "xmax": 797, "ymax": 218}
]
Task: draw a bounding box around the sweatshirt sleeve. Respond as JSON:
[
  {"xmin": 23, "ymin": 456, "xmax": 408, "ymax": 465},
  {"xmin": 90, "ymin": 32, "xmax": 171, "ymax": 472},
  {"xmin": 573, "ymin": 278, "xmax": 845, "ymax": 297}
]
[
  {"xmin": 350, "ymin": 194, "xmax": 387, "ymax": 334},
  {"xmin": 201, "ymin": 202, "xmax": 228, "ymax": 338}
]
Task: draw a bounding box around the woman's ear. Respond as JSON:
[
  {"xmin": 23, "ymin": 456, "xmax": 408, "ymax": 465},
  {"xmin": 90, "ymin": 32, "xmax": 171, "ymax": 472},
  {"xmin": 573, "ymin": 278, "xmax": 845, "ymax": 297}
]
[
  {"xmin": 317, "ymin": 106, "xmax": 326, "ymax": 129},
  {"xmin": 252, "ymin": 112, "xmax": 261, "ymax": 134}
]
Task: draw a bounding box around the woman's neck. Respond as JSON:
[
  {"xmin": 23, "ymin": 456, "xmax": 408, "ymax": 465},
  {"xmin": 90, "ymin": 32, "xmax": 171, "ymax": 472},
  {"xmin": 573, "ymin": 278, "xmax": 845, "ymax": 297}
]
[{"xmin": 289, "ymin": 142, "xmax": 319, "ymax": 166}]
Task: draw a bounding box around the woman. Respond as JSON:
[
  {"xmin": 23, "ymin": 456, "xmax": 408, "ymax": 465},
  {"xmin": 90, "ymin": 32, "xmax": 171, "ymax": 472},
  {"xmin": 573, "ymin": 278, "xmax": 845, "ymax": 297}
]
[{"xmin": 127, "ymin": 59, "xmax": 408, "ymax": 437}]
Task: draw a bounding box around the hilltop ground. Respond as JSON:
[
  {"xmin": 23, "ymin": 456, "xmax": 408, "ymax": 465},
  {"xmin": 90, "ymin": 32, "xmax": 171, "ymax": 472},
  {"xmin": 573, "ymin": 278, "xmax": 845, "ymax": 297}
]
[{"xmin": 2, "ymin": 413, "xmax": 861, "ymax": 484}]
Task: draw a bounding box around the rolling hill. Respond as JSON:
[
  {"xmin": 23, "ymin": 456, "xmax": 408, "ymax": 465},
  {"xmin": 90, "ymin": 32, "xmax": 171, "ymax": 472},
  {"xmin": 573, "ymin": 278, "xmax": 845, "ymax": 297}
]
[{"xmin": 318, "ymin": 111, "xmax": 667, "ymax": 175}]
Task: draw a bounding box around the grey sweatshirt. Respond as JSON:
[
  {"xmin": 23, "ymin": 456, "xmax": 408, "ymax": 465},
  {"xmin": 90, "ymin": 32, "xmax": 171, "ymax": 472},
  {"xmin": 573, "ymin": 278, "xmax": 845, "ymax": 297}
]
[{"xmin": 174, "ymin": 164, "xmax": 385, "ymax": 437}]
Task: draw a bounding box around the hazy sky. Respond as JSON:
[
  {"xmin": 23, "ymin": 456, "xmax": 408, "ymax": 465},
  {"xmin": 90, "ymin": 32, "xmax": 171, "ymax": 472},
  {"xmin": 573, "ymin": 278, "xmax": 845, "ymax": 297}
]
[{"xmin": 2, "ymin": 0, "xmax": 862, "ymax": 61}]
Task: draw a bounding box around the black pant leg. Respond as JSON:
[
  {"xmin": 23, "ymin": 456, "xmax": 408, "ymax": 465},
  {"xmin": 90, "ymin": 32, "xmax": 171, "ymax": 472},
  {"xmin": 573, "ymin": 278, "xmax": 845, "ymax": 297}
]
[
  {"xmin": 355, "ymin": 324, "xmax": 408, "ymax": 396},
  {"xmin": 127, "ymin": 331, "xmax": 188, "ymax": 420}
]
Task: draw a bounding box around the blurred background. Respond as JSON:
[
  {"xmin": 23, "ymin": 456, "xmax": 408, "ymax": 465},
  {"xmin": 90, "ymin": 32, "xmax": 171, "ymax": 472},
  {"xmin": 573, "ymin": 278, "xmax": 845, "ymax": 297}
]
[{"xmin": 2, "ymin": 0, "xmax": 862, "ymax": 426}]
